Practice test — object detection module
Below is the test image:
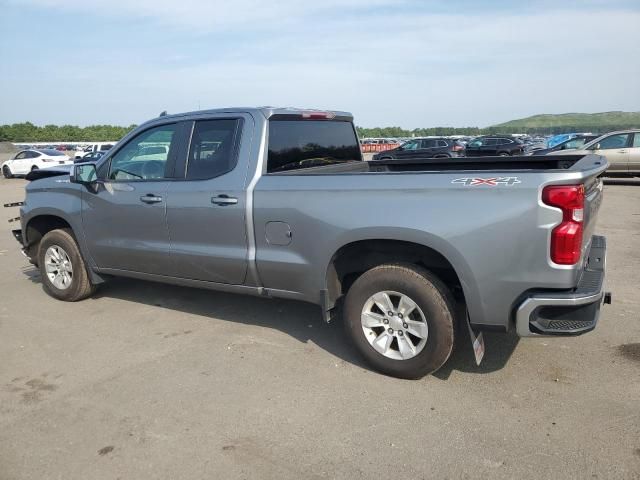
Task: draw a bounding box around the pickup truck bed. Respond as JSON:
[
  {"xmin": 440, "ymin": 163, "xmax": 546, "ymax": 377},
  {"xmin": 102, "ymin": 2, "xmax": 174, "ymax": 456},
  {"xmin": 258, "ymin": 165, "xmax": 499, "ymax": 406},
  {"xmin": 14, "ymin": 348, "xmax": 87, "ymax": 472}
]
[{"xmin": 12, "ymin": 107, "xmax": 610, "ymax": 379}]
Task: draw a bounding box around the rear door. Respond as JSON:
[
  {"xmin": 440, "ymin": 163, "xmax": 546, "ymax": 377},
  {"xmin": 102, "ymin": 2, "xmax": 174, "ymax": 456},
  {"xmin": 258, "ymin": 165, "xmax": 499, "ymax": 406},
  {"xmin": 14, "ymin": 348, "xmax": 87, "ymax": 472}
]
[
  {"xmin": 591, "ymin": 133, "xmax": 631, "ymax": 172},
  {"xmin": 164, "ymin": 116, "xmax": 250, "ymax": 284},
  {"xmin": 420, "ymin": 139, "xmax": 438, "ymax": 157},
  {"xmin": 82, "ymin": 122, "xmax": 185, "ymax": 274},
  {"xmin": 482, "ymin": 138, "xmax": 499, "ymax": 155}
]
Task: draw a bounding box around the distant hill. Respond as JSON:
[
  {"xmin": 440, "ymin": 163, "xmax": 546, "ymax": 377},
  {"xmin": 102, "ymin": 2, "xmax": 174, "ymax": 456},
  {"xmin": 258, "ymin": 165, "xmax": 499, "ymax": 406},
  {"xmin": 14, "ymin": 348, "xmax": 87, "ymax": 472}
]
[{"xmin": 492, "ymin": 111, "xmax": 640, "ymax": 131}]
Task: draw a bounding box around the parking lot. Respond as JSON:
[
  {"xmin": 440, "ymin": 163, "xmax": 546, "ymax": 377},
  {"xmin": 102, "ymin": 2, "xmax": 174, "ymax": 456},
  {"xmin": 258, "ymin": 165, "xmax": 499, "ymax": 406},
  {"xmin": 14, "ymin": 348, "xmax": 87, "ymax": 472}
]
[{"xmin": 0, "ymin": 177, "xmax": 638, "ymax": 479}]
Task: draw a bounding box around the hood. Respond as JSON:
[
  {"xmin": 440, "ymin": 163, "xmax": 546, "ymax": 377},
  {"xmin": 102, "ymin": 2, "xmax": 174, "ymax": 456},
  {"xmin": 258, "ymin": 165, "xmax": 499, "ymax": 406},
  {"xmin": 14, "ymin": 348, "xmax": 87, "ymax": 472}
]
[{"xmin": 25, "ymin": 164, "xmax": 73, "ymax": 181}]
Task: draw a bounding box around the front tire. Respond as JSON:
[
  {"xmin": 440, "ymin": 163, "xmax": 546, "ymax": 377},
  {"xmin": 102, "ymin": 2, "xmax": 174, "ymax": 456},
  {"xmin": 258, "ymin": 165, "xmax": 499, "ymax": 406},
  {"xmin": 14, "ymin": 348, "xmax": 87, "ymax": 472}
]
[
  {"xmin": 343, "ymin": 264, "xmax": 455, "ymax": 379},
  {"xmin": 2, "ymin": 165, "xmax": 13, "ymax": 178},
  {"xmin": 38, "ymin": 228, "xmax": 96, "ymax": 301}
]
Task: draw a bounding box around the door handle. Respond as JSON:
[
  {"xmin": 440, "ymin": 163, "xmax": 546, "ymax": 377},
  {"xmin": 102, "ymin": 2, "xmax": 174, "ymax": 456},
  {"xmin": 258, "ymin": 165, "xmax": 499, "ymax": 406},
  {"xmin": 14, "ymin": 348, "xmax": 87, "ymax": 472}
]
[
  {"xmin": 618, "ymin": 150, "xmax": 627, "ymax": 153},
  {"xmin": 211, "ymin": 195, "xmax": 238, "ymax": 206},
  {"xmin": 140, "ymin": 194, "xmax": 163, "ymax": 204}
]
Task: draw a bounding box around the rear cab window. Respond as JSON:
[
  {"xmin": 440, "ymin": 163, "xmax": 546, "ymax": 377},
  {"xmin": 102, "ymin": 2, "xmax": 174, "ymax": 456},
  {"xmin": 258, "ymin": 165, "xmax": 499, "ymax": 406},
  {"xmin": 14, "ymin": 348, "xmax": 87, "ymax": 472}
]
[{"xmin": 267, "ymin": 118, "xmax": 362, "ymax": 173}]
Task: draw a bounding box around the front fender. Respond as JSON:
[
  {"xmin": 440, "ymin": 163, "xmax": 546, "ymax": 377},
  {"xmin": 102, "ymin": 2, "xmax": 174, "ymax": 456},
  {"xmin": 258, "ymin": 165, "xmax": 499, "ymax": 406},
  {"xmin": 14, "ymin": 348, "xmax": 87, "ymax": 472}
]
[{"xmin": 21, "ymin": 182, "xmax": 98, "ymax": 275}]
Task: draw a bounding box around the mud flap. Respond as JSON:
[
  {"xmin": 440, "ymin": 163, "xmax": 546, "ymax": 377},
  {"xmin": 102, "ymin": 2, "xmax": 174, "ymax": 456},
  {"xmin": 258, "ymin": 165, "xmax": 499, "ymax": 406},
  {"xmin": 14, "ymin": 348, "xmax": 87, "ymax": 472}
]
[{"xmin": 466, "ymin": 310, "xmax": 485, "ymax": 366}]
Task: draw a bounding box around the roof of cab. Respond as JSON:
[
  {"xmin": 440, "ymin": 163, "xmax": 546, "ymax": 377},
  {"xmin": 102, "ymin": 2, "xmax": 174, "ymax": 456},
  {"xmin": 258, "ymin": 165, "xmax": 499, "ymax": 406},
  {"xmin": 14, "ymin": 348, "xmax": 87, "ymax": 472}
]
[{"xmin": 142, "ymin": 107, "xmax": 354, "ymax": 127}]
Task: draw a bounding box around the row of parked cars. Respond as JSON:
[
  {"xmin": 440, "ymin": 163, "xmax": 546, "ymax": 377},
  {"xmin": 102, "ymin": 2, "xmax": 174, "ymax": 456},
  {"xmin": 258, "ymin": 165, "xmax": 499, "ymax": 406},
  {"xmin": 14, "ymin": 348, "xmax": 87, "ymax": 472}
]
[
  {"xmin": 3, "ymin": 129, "xmax": 640, "ymax": 179},
  {"xmin": 2, "ymin": 144, "xmax": 112, "ymax": 178},
  {"xmin": 370, "ymin": 130, "xmax": 640, "ymax": 174}
]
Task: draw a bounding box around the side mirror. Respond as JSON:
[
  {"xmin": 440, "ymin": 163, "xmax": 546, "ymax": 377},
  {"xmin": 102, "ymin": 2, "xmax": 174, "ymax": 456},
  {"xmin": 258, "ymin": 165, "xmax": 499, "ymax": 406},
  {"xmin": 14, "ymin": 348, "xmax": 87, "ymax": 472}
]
[{"xmin": 70, "ymin": 163, "xmax": 98, "ymax": 185}]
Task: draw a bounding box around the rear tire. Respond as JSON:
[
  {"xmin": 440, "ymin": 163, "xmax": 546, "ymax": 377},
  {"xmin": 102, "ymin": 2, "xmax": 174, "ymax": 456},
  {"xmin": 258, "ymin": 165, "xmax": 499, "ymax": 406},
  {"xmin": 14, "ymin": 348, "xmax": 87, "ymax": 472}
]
[
  {"xmin": 2, "ymin": 165, "xmax": 13, "ymax": 178},
  {"xmin": 38, "ymin": 228, "xmax": 96, "ymax": 301},
  {"xmin": 343, "ymin": 264, "xmax": 455, "ymax": 379}
]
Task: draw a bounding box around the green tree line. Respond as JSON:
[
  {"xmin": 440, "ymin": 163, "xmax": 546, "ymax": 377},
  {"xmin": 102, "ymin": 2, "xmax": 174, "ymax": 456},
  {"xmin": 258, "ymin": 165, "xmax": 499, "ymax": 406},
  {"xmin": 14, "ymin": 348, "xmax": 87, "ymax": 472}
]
[
  {"xmin": 0, "ymin": 123, "xmax": 137, "ymax": 142},
  {"xmin": 1, "ymin": 121, "xmax": 637, "ymax": 143}
]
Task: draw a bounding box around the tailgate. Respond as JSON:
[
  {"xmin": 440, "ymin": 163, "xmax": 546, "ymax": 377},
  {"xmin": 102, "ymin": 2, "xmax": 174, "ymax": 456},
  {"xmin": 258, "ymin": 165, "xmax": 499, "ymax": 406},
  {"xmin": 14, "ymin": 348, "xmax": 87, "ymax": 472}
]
[{"xmin": 582, "ymin": 174, "xmax": 604, "ymax": 257}]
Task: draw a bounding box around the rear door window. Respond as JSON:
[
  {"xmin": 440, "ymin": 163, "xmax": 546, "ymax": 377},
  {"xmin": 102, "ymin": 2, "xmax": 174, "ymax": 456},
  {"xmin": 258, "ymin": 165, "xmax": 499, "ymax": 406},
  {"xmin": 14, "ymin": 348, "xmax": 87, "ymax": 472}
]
[
  {"xmin": 185, "ymin": 119, "xmax": 242, "ymax": 180},
  {"xmin": 267, "ymin": 119, "xmax": 361, "ymax": 173}
]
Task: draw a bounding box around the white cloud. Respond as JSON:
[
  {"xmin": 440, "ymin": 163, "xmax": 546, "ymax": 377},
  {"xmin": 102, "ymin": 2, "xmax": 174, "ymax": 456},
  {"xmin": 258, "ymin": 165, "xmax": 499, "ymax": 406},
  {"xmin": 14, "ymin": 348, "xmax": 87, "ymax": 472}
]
[{"xmin": 3, "ymin": 1, "xmax": 640, "ymax": 126}]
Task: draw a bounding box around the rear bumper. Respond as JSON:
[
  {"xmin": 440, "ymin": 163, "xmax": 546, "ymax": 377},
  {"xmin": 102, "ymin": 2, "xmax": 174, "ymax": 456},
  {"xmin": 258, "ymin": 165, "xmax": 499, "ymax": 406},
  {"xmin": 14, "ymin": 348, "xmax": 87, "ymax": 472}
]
[{"xmin": 516, "ymin": 235, "xmax": 610, "ymax": 337}]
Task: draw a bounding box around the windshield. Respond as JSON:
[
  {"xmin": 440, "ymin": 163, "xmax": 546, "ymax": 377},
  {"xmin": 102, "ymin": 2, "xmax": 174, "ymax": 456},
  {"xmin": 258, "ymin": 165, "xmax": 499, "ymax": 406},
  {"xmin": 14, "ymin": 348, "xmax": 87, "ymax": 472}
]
[{"xmin": 267, "ymin": 119, "xmax": 362, "ymax": 173}]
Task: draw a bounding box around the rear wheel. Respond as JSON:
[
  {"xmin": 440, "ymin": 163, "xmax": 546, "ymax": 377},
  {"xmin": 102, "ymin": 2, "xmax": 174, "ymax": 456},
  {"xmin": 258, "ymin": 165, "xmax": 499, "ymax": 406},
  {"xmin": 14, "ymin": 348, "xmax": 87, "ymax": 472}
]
[
  {"xmin": 2, "ymin": 165, "xmax": 12, "ymax": 178},
  {"xmin": 343, "ymin": 264, "xmax": 455, "ymax": 379},
  {"xmin": 38, "ymin": 228, "xmax": 96, "ymax": 301},
  {"xmin": 498, "ymin": 152, "xmax": 510, "ymax": 157}
]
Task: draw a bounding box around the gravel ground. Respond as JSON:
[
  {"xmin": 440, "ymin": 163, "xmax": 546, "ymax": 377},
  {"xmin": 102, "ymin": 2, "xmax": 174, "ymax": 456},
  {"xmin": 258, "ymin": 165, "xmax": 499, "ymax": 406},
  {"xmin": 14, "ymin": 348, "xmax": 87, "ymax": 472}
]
[{"xmin": 0, "ymin": 177, "xmax": 638, "ymax": 480}]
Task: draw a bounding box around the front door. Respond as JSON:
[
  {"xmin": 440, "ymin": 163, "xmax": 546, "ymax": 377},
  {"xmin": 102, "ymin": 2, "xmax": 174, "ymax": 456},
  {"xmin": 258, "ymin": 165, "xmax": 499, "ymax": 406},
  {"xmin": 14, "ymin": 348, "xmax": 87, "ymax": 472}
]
[
  {"xmin": 81, "ymin": 122, "xmax": 182, "ymax": 275},
  {"xmin": 164, "ymin": 117, "xmax": 249, "ymax": 284},
  {"xmin": 591, "ymin": 132, "xmax": 631, "ymax": 172},
  {"xmin": 628, "ymin": 133, "xmax": 640, "ymax": 172},
  {"xmin": 395, "ymin": 139, "xmax": 421, "ymax": 159},
  {"xmin": 9, "ymin": 151, "xmax": 29, "ymax": 175}
]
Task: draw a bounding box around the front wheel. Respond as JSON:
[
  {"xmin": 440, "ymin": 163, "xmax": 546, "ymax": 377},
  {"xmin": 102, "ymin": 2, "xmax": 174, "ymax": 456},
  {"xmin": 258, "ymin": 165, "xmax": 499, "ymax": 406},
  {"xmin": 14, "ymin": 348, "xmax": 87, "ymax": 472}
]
[
  {"xmin": 498, "ymin": 152, "xmax": 510, "ymax": 157},
  {"xmin": 2, "ymin": 165, "xmax": 13, "ymax": 178},
  {"xmin": 38, "ymin": 228, "xmax": 96, "ymax": 301},
  {"xmin": 343, "ymin": 264, "xmax": 455, "ymax": 379}
]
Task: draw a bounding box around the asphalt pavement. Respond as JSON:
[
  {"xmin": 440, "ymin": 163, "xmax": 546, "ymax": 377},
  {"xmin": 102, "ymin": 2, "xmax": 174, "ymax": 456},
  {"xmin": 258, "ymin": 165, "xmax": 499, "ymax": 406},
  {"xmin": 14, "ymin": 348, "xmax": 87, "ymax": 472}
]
[{"xmin": 0, "ymin": 177, "xmax": 638, "ymax": 479}]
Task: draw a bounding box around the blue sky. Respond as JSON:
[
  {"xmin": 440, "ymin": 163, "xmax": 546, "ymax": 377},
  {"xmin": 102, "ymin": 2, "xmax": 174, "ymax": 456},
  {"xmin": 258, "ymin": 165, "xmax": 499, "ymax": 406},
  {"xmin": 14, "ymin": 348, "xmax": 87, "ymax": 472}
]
[{"xmin": 1, "ymin": 0, "xmax": 639, "ymax": 128}]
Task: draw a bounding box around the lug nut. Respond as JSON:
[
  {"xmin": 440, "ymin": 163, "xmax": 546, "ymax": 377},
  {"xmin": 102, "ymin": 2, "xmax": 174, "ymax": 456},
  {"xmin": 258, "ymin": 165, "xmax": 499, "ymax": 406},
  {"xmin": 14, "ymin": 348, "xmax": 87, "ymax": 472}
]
[
  {"xmin": 388, "ymin": 328, "xmax": 394, "ymax": 334},
  {"xmin": 403, "ymin": 323, "xmax": 408, "ymax": 329},
  {"xmin": 388, "ymin": 311, "xmax": 394, "ymax": 316},
  {"xmin": 383, "ymin": 318, "xmax": 389, "ymax": 324},
  {"xmin": 398, "ymin": 331, "xmax": 404, "ymax": 336},
  {"xmin": 398, "ymin": 313, "xmax": 403, "ymax": 319}
]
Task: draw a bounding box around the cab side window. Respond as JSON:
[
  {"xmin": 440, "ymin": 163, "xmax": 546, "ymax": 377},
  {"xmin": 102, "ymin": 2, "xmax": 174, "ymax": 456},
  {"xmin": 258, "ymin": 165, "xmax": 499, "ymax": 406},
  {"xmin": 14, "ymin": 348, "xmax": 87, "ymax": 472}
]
[
  {"xmin": 186, "ymin": 119, "xmax": 241, "ymax": 180},
  {"xmin": 108, "ymin": 124, "xmax": 178, "ymax": 181}
]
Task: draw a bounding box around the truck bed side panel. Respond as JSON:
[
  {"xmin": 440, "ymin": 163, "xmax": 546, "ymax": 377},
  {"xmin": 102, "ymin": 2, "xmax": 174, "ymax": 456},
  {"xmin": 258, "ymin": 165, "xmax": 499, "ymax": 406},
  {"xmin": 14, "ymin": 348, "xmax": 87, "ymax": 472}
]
[{"xmin": 253, "ymin": 170, "xmax": 592, "ymax": 329}]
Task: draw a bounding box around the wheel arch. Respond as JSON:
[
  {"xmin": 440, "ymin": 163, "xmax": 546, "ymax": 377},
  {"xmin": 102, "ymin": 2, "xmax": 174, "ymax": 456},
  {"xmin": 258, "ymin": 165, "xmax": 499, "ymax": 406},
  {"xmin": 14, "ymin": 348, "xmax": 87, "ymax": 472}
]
[
  {"xmin": 23, "ymin": 211, "xmax": 104, "ymax": 284},
  {"xmin": 324, "ymin": 234, "xmax": 477, "ymax": 317}
]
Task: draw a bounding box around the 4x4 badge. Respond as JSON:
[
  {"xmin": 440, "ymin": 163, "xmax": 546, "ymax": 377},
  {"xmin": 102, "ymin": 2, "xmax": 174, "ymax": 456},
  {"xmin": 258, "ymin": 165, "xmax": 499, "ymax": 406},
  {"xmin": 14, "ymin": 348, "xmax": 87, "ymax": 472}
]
[{"xmin": 451, "ymin": 177, "xmax": 521, "ymax": 186}]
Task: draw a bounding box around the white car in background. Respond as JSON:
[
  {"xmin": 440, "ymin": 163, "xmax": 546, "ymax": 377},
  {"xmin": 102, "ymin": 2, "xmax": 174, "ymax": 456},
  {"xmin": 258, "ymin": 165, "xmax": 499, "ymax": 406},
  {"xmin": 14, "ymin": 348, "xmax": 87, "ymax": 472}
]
[{"xmin": 2, "ymin": 149, "xmax": 73, "ymax": 178}]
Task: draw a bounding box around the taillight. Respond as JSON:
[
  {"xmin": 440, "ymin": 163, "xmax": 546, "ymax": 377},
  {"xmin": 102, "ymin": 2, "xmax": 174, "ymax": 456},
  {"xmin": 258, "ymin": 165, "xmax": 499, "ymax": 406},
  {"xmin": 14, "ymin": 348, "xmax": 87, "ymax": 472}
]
[{"xmin": 542, "ymin": 184, "xmax": 585, "ymax": 264}]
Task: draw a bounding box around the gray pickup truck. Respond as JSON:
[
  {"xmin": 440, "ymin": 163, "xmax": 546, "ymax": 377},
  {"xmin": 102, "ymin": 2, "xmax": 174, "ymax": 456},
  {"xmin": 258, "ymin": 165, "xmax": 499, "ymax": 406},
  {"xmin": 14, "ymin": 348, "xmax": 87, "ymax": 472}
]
[{"xmin": 11, "ymin": 107, "xmax": 611, "ymax": 378}]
